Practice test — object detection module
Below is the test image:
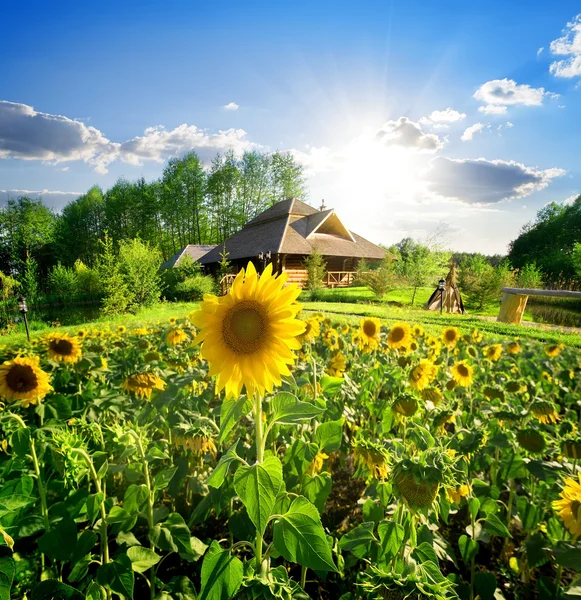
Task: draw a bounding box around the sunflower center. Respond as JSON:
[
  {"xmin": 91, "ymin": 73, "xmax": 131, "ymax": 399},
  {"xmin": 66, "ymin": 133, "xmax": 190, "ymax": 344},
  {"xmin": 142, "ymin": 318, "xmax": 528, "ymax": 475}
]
[
  {"xmin": 223, "ymin": 301, "xmax": 269, "ymax": 354},
  {"xmin": 457, "ymin": 364, "xmax": 470, "ymax": 377},
  {"xmin": 50, "ymin": 339, "xmax": 73, "ymax": 356},
  {"xmin": 6, "ymin": 364, "xmax": 38, "ymax": 393},
  {"xmin": 363, "ymin": 321, "xmax": 377, "ymax": 337},
  {"xmin": 572, "ymin": 500, "xmax": 581, "ymax": 519},
  {"xmin": 390, "ymin": 327, "xmax": 405, "ymax": 342},
  {"xmin": 445, "ymin": 331, "xmax": 456, "ymax": 342}
]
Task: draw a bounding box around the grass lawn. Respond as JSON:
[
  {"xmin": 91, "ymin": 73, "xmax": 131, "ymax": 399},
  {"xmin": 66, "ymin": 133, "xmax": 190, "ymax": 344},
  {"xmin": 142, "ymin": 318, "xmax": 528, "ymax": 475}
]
[
  {"xmin": 1, "ymin": 302, "xmax": 199, "ymax": 348},
  {"xmin": 301, "ymin": 301, "xmax": 581, "ymax": 347}
]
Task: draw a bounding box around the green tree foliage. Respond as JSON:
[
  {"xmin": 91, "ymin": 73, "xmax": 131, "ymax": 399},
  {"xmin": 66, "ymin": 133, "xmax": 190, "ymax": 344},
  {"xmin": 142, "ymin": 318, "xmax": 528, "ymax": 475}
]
[
  {"xmin": 74, "ymin": 260, "xmax": 101, "ymax": 294},
  {"xmin": 218, "ymin": 246, "xmax": 233, "ymax": 280},
  {"xmin": 21, "ymin": 256, "xmax": 40, "ymax": 304},
  {"xmin": 97, "ymin": 234, "xmax": 134, "ymax": 316},
  {"xmin": 515, "ymin": 263, "xmax": 544, "ymax": 289},
  {"xmin": 303, "ymin": 248, "xmax": 326, "ymax": 295},
  {"xmin": 508, "ymin": 196, "xmax": 581, "ymax": 283},
  {"xmin": 358, "ymin": 256, "xmax": 398, "ymax": 300},
  {"xmin": 48, "ymin": 263, "xmax": 79, "ymax": 298},
  {"xmin": 459, "ymin": 256, "xmax": 515, "ymax": 310},
  {"xmin": 0, "ymin": 271, "xmax": 20, "ymax": 329},
  {"xmin": 118, "ymin": 239, "xmax": 163, "ymax": 309}
]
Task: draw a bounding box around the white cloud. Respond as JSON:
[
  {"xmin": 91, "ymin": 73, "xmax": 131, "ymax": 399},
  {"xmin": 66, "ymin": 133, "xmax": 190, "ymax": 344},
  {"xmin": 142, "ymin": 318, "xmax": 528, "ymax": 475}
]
[
  {"xmin": 425, "ymin": 157, "xmax": 566, "ymax": 205},
  {"xmin": 0, "ymin": 100, "xmax": 255, "ymax": 174},
  {"xmin": 461, "ymin": 123, "xmax": 485, "ymax": 141},
  {"xmin": 537, "ymin": 47, "xmax": 544, "ymax": 56},
  {"xmin": 549, "ymin": 14, "xmax": 581, "ymax": 78},
  {"xmin": 473, "ymin": 78, "xmax": 555, "ymax": 106},
  {"xmin": 289, "ymin": 146, "xmax": 338, "ymax": 175},
  {"xmin": 478, "ymin": 104, "xmax": 507, "ymax": 115},
  {"xmin": 375, "ymin": 117, "xmax": 444, "ymax": 152},
  {"xmin": 223, "ymin": 102, "xmax": 239, "ymax": 111},
  {"xmin": 425, "ymin": 107, "xmax": 466, "ymax": 123},
  {"xmin": 0, "ymin": 188, "xmax": 82, "ymax": 210},
  {"xmin": 506, "ymin": 121, "xmax": 514, "ymax": 128},
  {"xmin": 563, "ymin": 193, "xmax": 580, "ymax": 206}
]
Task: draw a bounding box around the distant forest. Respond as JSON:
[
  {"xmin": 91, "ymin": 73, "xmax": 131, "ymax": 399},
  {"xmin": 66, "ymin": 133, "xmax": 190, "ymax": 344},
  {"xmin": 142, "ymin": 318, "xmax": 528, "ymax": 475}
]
[{"xmin": 0, "ymin": 150, "xmax": 307, "ymax": 282}]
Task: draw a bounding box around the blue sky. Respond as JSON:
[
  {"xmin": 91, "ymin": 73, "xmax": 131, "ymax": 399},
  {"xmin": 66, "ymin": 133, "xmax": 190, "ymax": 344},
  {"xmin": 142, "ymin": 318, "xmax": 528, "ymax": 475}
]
[{"xmin": 1, "ymin": 0, "xmax": 580, "ymax": 253}]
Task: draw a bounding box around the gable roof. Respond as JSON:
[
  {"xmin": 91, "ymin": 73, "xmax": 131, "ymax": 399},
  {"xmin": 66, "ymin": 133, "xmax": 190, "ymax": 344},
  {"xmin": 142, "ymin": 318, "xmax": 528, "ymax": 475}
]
[
  {"xmin": 161, "ymin": 244, "xmax": 217, "ymax": 269},
  {"xmin": 199, "ymin": 198, "xmax": 386, "ymax": 264}
]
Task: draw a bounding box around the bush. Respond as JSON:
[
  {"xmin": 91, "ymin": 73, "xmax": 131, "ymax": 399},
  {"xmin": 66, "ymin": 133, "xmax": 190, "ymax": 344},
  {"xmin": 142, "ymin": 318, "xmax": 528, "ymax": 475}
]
[
  {"xmin": 516, "ymin": 262, "xmax": 544, "ymax": 289},
  {"xmin": 97, "ymin": 234, "xmax": 134, "ymax": 316},
  {"xmin": 358, "ymin": 256, "xmax": 397, "ymax": 300},
  {"xmin": 459, "ymin": 256, "xmax": 515, "ymax": 310},
  {"xmin": 75, "ymin": 260, "xmax": 101, "ymax": 294},
  {"xmin": 118, "ymin": 239, "xmax": 163, "ymax": 308},
  {"xmin": 48, "ymin": 263, "xmax": 79, "ymax": 298},
  {"xmin": 304, "ymin": 248, "xmax": 326, "ymax": 294},
  {"xmin": 174, "ymin": 274, "xmax": 215, "ymax": 300}
]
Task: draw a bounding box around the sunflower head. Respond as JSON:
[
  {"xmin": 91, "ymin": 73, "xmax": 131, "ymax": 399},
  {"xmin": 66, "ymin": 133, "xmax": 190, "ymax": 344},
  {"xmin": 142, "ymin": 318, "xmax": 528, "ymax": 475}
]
[
  {"xmin": 552, "ymin": 474, "xmax": 581, "ymax": 539},
  {"xmin": 392, "ymin": 394, "xmax": 419, "ymax": 417},
  {"xmin": 392, "ymin": 453, "xmax": 448, "ymax": 510},
  {"xmin": 327, "ymin": 351, "xmax": 347, "ymax": 377},
  {"xmin": 0, "ymin": 356, "xmax": 52, "ymax": 407},
  {"xmin": 387, "ymin": 322, "xmax": 412, "ymax": 350},
  {"xmin": 412, "ymin": 324, "xmax": 424, "ymax": 337},
  {"xmin": 166, "ymin": 328, "xmax": 189, "ymax": 346},
  {"xmin": 545, "ymin": 343, "xmax": 565, "ymax": 358},
  {"xmin": 122, "ymin": 372, "xmax": 166, "ymax": 400},
  {"xmin": 421, "ymin": 387, "xmax": 443, "ymax": 405},
  {"xmin": 359, "ymin": 317, "xmax": 381, "ymax": 351},
  {"xmin": 506, "ymin": 341, "xmax": 522, "ymax": 355},
  {"xmin": 530, "ymin": 400, "xmax": 560, "ymax": 425},
  {"xmin": 516, "ymin": 428, "xmax": 546, "ymax": 454},
  {"xmin": 471, "ymin": 329, "xmax": 483, "ymax": 343},
  {"xmin": 442, "ymin": 327, "xmax": 460, "ymax": 348},
  {"xmin": 45, "ymin": 333, "xmax": 83, "ymax": 364},
  {"xmin": 561, "ymin": 439, "xmax": 581, "ymax": 460},
  {"xmin": 190, "ymin": 262, "xmax": 304, "ymax": 398},
  {"xmin": 300, "ymin": 318, "xmax": 320, "ymax": 343},
  {"xmin": 353, "ymin": 440, "xmax": 389, "ymax": 480},
  {"xmin": 409, "ymin": 359, "xmax": 438, "ymax": 391},
  {"xmin": 484, "ymin": 344, "xmax": 503, "ymax": 362},
  {"xmin": 450, "ymin": 360, "xmax": 474, "ymax": 387}
]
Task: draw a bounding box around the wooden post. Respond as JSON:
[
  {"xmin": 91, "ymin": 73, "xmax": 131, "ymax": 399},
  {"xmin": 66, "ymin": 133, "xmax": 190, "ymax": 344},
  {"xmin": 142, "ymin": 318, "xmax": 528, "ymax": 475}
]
[{"xmin": 497, "ymin": 292, "xmax": 529, "ymax": 324}]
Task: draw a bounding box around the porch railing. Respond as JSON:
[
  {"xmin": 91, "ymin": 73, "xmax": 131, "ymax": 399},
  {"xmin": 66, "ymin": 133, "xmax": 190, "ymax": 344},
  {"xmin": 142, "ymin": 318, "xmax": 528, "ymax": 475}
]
[{"xmin": 325, "ymin": 271, "xmax": 355, "ymax": 288}]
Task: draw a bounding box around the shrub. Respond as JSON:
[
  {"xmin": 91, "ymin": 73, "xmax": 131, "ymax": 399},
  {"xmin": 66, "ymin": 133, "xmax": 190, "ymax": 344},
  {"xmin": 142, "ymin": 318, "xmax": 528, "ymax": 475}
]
[
  {"xmin": 516, "ymin": 262, "xmax": 544, "ymax": 289},
  {"xmin": 97, "ymin": 234, "xmax": 134, "ymax": 316},
  {"xmin": 304, "ymin": 248, "xmax": 326, "ymax": 294},
  {"xmin": 358, "ymin": 256, "xmax": 397, "ymax": 300},
  {"xmin": 75, "ymin": 260, "xmax": 101, "ymax": 294},
  {"xmin": 48, "ymin": 263, "xmax": 79, "ymax": 298},
  {"xmin": 174, "ymin": 274, "xmax": 215, "ymax": 301},
  {"xmin": 21, "ymin": 256, "xmax": 39, "ymax": 304},
  {"xmin": 459, "ymin": 256, "xmax": 515, "ymax": 310},
  {"xmin": 118, "ymin": 239, "xmax": 163, "ymax": 308}
]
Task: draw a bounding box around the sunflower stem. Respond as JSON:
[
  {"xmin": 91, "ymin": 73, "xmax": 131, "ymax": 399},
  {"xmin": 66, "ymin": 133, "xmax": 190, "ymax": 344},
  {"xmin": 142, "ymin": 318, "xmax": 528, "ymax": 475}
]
[{"xmin": 254, "ymin": 393, "xmax": 266, "ymax": 574}]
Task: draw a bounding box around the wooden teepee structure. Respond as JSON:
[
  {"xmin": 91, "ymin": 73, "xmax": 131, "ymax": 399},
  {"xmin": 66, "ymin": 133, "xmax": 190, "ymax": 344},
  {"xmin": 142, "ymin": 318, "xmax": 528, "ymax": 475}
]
[{"xmin": 424, "ymin": 263, "xmax": 466, "ymax": 314}]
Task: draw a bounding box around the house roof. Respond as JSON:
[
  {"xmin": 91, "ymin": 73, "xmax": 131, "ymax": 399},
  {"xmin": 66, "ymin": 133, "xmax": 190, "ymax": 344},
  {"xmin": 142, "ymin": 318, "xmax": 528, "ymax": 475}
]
[
  {"xmin": 199, "ymin": 198, "xmax": 386, "ymax": 264},
  {"xmin": 161, "ymin": 244, "xmax": 217, "ymax": 269}
]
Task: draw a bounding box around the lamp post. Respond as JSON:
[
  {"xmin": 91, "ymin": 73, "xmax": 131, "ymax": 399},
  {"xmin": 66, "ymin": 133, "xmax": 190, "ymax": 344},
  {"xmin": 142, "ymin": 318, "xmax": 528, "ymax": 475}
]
[
  {"xmin": 18, "ymin": 295, "xmax": 30, "ymax": 342},
  {"xmin": 438, "ymin": 278, "xmax": 446, "ymax": 314}
]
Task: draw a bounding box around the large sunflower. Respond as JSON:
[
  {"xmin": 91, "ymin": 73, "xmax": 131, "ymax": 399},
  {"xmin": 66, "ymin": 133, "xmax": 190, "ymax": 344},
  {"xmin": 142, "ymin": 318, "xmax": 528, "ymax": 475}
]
[
  {"xmin": 450, "ymin": 360, "xmax": 474, "ymax": 387},
  {"xmin": 387, "ymin": 322, "xmax": 412, "ymax": 350},
  {"xmin": 545, "ymin": 343, "xmax": 564, "ymax": 358},
  {"xmin": 359, "ymin": 317, "xmax": 381, "ymax": 351},
  {"xmin": 45, "ymin": 333, "xmax": 82, "ymax": 364},
  {"xmin": 441, "ymin": 327, "xmax": 460, "ymax": 348},
  {"xmin": 409, "ymin": 359, "xmax": 438, "ymax": 391},
  {"xmin": 191, "ymin": 262, "xmax": 305, "ymax": 398},
  {"xmin": 552, "ymin": 474, "xmax": 581, "ymax": 539},
  {"xmin": 0, "ymin": 356, "xmax": 52, "ymax": 407}
]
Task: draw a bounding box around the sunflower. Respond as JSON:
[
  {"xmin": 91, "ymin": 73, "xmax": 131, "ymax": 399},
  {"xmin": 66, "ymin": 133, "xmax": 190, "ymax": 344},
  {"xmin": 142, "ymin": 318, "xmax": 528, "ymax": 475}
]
[
  {"xmin": 412, "ymin": 324, "xmax": 424, "ymax": 337},
  {"xmin": 307, "ymin": 452, "xmax": 329, "ymax": 476},
  {"xmin": 117, "ymin": 325, "xmax": 127, "ymax": 334},
  {"xmin": 562, "ymin": 439, "xmax": 581, "ymax": 460},
  {"xmin": 484, "ymin": 344, "xmax": 503, "ymax": 362},
  {"xmin": 442, "ymin": 327, "xmax": 460, "ymax": 348},
  {"xmin": 517, "ymin": 429, "xmax": 546, "ymax": 454},
  {"xmin": 0, "ymin": 356, "xmax": 52, "ymax": 407},
  {"xmin": 387, "ymin": 322, "xmax": 412, "ymax": 350},
  {"xmin": 545, "ymin": 343, "xmax": 565, "ymax": 358},
  {"xmin": 45, "ymin": 333, "xmax": 83, "ymax": 364},
  {"xmin": 122, "ymin": 372, "xmax": 166, "ymax": 400},
  {"xmin": 76, "ymin": 329, "xmax": 87, "ymax": 339},
  {"xmin": 327, "ymin": 352, "xmax": 347, "ymax": 377},
  {"xmin": 359, "ymin": 317, "xmax": 381, "ymax": 351},
  {"xmin": 471, "ymin": 329, "xmax": 483, "ymax": 343},
  {"xmin": 450, "ymin": 360, "xmax": 474, "ymax": 387},
  {"xmin": 421, "ymin": 387, "xmax": 443, "ymax": 405},
  {"xmin": 393, "ymin": 394, "xmax": 419, "ymax": 417},
  {"xmin": 169, "ymin": 316, "xmax": 177, "ymax": 325},
  {"xmin": 447, "ymin": 484, "xmax": 470, "ymax": 505},
  {"xmin": 166, "ymin": 328, "xmax": 189, "ymax": 346},
  {"xmin": 530, "ymin": 400, "xmax": 559, "ymax": 425},
  {"xmin": 190, "ymin": 262, "xmax": 304, "ymax": 398},
  {"xmin": 299, "ymin": 318, "xmax": 320, "ymax": 343},
  {"xmin": 552, "ymin": 474, "xmax": 581, "ymax": 539},
  {"xmin": 541, "ymin": 371, "xmax": 553, "ymax": 383},
  {"xmin": 506, "ymin": 341, "xmax": 522, "ymax": 355},
  {"xmin": 354, "ymin": 446, "xmax": 388, "ymax": 480},
  {"xmin": 132, "ymin": 327, "xmax": 150, "ymax": 336},
  {"xmin": 341, "ymin": 323, "xmax": 350, "ymax": 335},
  {"xmin": 323, "ymin": 328, "xmax": 340, "ymax": 351},
  {"xmin": 409, "ymin": 359, "xmax": 438, "ymax": 391}
]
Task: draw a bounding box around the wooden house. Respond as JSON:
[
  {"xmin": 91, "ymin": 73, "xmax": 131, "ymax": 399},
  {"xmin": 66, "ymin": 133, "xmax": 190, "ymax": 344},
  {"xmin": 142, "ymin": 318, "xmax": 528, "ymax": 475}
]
[{"xmin": 198, "ymin": 198, "xmax": 386, "ymax": 287}]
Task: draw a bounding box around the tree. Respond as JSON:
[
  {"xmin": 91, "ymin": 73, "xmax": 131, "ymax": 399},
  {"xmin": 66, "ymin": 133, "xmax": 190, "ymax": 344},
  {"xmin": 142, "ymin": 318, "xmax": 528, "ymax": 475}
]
[
  {"xmin": 118, "ymin": 239, "xmax": 163, "ymax": 309},
  {"xmin": 515, "ymin": 262, "xmax": 544, "ymax": 289},
  {"xmin": 358, "ymin": 256, "xmax": 397, "ymax": 300},
  {"xmin": 97, "ymin": 233, "xmax": 134, "ymax": 316},
  {"xmin": 48, "ymin": 263, "xmax": 79, "ymax": 299},
  {"xmin": 459, "ymin": 256, "xmax": 514, "ymax": 310},
  {"xmin": 21, "ymin": 256, "xmax": 40, "ymax": 304},
  {"xmin": 303, "ymin": 248, "xmax": 326, "ymax": 295},
  {"xmin": 268, "ymin": 152, "xmax": 308, "ymax": 205}
]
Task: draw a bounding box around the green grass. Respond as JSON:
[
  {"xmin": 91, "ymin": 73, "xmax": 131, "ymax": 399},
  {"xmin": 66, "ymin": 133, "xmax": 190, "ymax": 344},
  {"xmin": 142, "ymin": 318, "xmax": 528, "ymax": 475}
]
[
  {"xmin": 1, "ymin": 302, "xmax": 199, "ymax": 348},
  {"xmin": 301, "ymin": 301, "xmax": 581, "ymax": 347}
]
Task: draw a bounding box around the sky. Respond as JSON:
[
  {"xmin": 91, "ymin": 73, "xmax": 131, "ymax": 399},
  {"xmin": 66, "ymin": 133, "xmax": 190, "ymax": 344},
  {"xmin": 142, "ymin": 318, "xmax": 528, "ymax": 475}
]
[{"xmin": 1, "ymin": 0, "xmax": 580, "ymax": 254}]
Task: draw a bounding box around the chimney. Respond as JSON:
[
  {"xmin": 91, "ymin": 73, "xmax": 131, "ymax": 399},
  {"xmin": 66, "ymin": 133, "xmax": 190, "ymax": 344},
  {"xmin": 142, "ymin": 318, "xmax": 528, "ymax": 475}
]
[{"xmin": 319, "ymin": 199, "xmax": 327, "ymax": 211}]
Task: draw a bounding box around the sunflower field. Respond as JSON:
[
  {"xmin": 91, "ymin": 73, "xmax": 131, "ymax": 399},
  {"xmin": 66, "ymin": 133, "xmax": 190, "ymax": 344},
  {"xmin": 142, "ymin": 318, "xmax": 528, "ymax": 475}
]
[{"xmin": 0, "ymin": 263, "xmax": 580, "ymax": 600}]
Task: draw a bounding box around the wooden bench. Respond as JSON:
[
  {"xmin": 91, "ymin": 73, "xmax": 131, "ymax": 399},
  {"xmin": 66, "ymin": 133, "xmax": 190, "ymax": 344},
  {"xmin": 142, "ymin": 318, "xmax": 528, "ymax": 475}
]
[{"xmin": 497, "ymin": 287, "xmax": 581, "ymax": 324}]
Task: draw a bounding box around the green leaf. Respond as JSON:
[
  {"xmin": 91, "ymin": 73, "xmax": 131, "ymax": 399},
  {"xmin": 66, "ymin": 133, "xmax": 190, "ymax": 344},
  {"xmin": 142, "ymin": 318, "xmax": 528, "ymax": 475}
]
[
  {"xmin": 86, "ymin": 582, "xmax": 108, "ymax": 600},
  {"xmin": 86, "ymin": 492, "xmax": 104, "ymax": 525},
  {"xmin": 339, "ymin": 522, "xmax": 378, "ymax": 559},
  {"xmin": 9, "ymin": 428, "xmax": 30, "ymax": 458},
  {"xmin": 319, "ymin": 375, "xmax": 344, "ymax": 395},
  {"xmin": 38, "ymin": 516, "xmax": 77, "ymax": 563},
  {"xmin": 0, "ymin": 555, "xmax": 15, "ymax": 600},
  {"xmin": 219, "ymin": 396, "xmax": 252, "ymax": 443},
  {"xmin": 525, "ymin": 533, "xmax": 550, "ymax": 569},
  {"xmin": 31, "ymin": 581, "xmax": 84, "ymax": 600},
  {"xmin": 474, "ymin": 572, "xmax": 497, "ymax": 600},
  {"xmin": 96, "ymin": 459, "xmax": 109, "ymax": 480},
  {"xmin": 484, "ymin": 513, "xmax": 511, "ymax": 538},
  {"xmin": 150, "ymin": 513, "xmax": 207, "ymax": 561},
  {"xmin": 116, "ymin": 531, "xmax": 142, "ymax": 547},
  {"xmin": 273, "ymin": 496, "xmax": 337, "ymax": 572},
  {"xmin": 458, "ymin": 535, "xmax": 478, "ymax": 564},
  {"xmin": 412, "ymin": 542, "xmax": 439, "ymax": 565},
  {"xmin": 153, "ymin": 467, "xmax": 178, "ymax": 491},
  {"xmin": 234, "ymin": 456, "xmax": 283, "ymax": 536},
  {"xmin": 199, "ymin": 541, "xmax": 243, "ymax": 600},
  {"xmin": 127, "ymin": 546, "xmax": 161, "ymax": 573},
  {"xmin": 71, "ymin": 530, "xmax": 98, "ymax": 566},
  {"xmin": 362, "ymin": 499, "xmax": 383, "ymax": 524},
  {"xmin": 377, "ymin": 521, "xmax": 405, "ymax": 564},
  {"xmin": 97, "ymin": 553, "xmax": 135, "ymax": 599},
  {"xmin": 270, "ymin": 392, "xmax": 325, "ymax": 425},
  {"xmin": 302, "ymin": 473, "xmax": 332, "ymax": 513},
  {"xmin": 517, "ymin": 496, "xmax": 540, "ymax": 532},
  {"xmin": 124, "ymin": 484, "xmax": 149, "ymax": 514},
  {"xmin": 552, "ymin": 542, "xmax": 581, "ymax": 569},
  {"xmin": 207, "ymin": 443, "xmax": 239, "ymax": 489},
  {"xmin": 468, "ymin": 497, "xmax": 480, "ymax": 521},
  {"xmin": 315, "ymin": 419, "xmax": 343, "ymax": 453}
]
